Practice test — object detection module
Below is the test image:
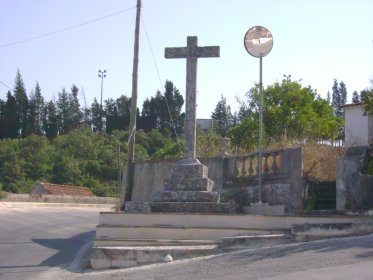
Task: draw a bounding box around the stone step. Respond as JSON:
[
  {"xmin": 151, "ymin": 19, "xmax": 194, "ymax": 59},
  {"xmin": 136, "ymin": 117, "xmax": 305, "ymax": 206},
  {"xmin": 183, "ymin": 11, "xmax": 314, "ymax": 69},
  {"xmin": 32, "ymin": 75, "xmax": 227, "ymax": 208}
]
[
  {"xmin": 153, "ymin": 191, "xmax": 219, "ymax": 202},
  {"xmin": 221, "ymin": 234, "xmax": 294, "ymax": 250},
  {"xmin": 95, "ymin": 225, "xmax": 274, "ymax": 241},
  {"xmin": 93, "ymin": 238, "xmax": 218, "ymax": 247},
  {"xmin": 164, "ymin": 177, "xmax": 214, "ymax": 191},
  {"xmin": 150, "ymin": 202, "xmax": 238, "ymax": 214},
  {"xmin": 91, "ymin": 244, "xmax": 218, "ymax": 269},
  {"xmin": 98, "ymin": 213, "xmax": 360, "ymax": 230}
]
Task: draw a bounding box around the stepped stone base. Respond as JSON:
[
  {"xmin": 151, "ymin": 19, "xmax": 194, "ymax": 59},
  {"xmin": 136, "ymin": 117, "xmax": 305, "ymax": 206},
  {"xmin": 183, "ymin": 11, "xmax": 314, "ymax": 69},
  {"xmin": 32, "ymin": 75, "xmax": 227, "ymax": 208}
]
[
  {"xmin": 150, "ymin": 201, "xmax": 239, "ymax": 214},
  {"xmin": 153, "ymin": 191, "xmax": 219, "ymax": 202},
  {"xmin": 164, "ymin": 177, "xmax": 214, "ymax": 191}
]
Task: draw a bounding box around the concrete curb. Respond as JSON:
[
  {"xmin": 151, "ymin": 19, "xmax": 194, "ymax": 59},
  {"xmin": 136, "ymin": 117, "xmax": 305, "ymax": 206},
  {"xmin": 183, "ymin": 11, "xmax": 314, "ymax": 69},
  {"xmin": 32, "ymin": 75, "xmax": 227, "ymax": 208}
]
[{"xmin": 0, "ymin": 201, "xmax": 117, "ymax": 209}]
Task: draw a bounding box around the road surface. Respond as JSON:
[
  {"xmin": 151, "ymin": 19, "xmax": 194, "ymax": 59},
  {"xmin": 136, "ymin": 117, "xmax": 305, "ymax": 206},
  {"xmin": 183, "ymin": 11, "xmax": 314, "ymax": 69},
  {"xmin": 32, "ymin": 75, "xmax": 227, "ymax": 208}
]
[
  {"xmin": 0, "ymin": 206, "xmax": 103, "ymax": 280},
  {"xmin": 1, "ymin": 206, "xmax": 373, "ymax": 280}
]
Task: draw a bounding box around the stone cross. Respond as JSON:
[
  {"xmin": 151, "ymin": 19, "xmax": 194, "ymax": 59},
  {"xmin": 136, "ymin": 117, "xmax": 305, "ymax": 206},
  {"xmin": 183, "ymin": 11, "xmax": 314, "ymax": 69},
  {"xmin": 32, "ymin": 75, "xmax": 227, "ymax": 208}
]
[{"xmin": 165, "ymin": 36, "xmax": 220, "ymax": 161}]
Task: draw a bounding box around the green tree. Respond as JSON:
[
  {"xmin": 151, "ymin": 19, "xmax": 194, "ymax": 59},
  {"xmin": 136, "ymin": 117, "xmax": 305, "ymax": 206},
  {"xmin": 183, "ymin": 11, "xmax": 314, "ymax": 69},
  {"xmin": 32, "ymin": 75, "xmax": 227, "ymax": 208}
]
[
  {"xmin": 211, "ymin": 95, "xmax": 233, "ymax": 136},
  {"xmin": 69, "ymin": 84, "xmax": 82, "ymax": 129},
  {"xmin": 13, "ymin": 69, "xmax": 30, "ymax": 137},
  {"xmin": 140, "ymin": 80, "xmax": 184, "ymax": 137},
  {"xmin": 352, "ymin": 90, "xmax": 360, "ymax": 104},
  {"xmin": 2, "ymin": 91, "xmax": 19, "ymax": 139},
  {"xmin": 28, "ymin": 82, "xmax": 45, "ymax": 135},
  {"xmin": 332, "ymin": 79, "xmax": 347, "ymax": 118},
  {"xmin": 91, "ymin": 98, "xmax": 103, "ymax": 133},
  {"xmin": 361, "ymin": 88, "xmax": 373, "ymax": 115},
  {"xmin": 231, "ymin": 77, "xmax": 341, "ymax": 151},
  {"xmin": 42, "ymin": 101, "xmax": 59, "ymax": 139}
]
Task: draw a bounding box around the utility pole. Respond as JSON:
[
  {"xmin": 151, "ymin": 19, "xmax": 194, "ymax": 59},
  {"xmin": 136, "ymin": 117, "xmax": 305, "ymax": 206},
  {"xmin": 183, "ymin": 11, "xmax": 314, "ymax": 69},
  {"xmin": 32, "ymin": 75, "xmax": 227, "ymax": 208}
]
[
  {"xmin": 98, "ymin": 69, "xmax": 106, "ymax": 132},
  {"xmin": 124, "ymin": 0, "xmax": 141, "ymax": 206}
]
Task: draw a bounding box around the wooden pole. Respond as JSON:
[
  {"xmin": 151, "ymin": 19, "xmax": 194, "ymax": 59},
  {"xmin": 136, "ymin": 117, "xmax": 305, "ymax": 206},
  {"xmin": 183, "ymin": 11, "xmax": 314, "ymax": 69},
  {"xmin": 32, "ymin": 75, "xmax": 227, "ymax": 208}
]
[{"xmin": 124, "ymin": 0, "xmax": 141, "ymax": 206}]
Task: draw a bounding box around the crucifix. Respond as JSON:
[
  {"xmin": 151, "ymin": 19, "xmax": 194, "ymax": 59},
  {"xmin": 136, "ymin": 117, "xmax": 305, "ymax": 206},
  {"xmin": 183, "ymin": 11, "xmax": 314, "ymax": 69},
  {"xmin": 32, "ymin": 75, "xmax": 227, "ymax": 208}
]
[{"xmin": 165, "ymin": 36, "xmax": 220, "ymax": 162}]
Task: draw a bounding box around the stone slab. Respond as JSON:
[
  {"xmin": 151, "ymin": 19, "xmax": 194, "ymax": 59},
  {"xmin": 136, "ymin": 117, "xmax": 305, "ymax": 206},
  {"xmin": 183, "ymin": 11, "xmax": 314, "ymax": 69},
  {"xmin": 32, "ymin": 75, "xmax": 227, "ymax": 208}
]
[
  {"xmin": 90, "ymin": 244, "xmax": 218, "ymax": 269},
  {"xmin": 95, "ymin": 226, "xmax": 271, "ymax": 241},
  {"xmin": 93, "ymin": 238, "xmax": 218, "ymax": 247},
  {"xmin": 221, "ymin": 234, "xmax": 294, "ymax": 250},
  {"xmin": 243, "ymin": 205, "xmax": 286, "ymax": 216},
  {"xmin": 153, "ymin": 191, "xmax": 219, "ymax": 202},
  {"xmin": 150, "ymin": 202, "xmax": 238, "ymax": 214},
  {"xmin": 169, "ymin": 162, "xmax": 208, "ymax": 179},
  {"xmin": 164, "ymin": 177, "xmax": 214, "ymax": 191}
]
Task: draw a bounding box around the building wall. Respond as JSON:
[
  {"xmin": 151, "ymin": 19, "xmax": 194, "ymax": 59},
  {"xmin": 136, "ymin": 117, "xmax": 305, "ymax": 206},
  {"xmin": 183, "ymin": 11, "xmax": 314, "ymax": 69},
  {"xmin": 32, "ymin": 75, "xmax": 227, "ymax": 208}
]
[{"xmin": 344, "ymin": 104, "xmax": 370, "ymax": 147}]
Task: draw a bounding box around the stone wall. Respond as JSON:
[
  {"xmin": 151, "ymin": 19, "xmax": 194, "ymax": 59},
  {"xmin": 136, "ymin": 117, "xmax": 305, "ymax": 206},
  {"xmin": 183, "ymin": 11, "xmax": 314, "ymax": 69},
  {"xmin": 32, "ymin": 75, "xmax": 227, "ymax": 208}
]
[
  {"xmin": 2, "ymin": 193, "xmax": 119, "ymax": 205},
  {"xmin": 123, "ymin": 147, "xmax": 305, "ymax": 210},
  {"xmin": 336, "ymin": 146, "xmax": 373, "ymax": 210}
]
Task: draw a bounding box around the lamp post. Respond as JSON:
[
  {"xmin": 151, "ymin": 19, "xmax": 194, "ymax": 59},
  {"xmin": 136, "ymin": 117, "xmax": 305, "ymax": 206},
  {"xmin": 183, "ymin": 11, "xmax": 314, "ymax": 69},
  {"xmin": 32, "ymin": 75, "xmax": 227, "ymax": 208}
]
[
  {"xmin": 98, "ymin": 69, "xmax": 107, "ymax": 132},
  {"xmin": 244, "ymin": 26, "xmax": 273, "ymax": 204}
]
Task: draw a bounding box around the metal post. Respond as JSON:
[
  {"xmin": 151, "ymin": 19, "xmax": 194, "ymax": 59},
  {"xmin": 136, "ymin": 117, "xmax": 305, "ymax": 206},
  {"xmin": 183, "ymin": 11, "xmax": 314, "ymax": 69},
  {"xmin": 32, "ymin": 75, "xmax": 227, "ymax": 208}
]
[
  {"xmin": 258, "ymin": 56, "xmax": 263, "ymax": 204},
  {"xmin": 98, "ymin": 69, "xmax": 106, "ymax": 132}
]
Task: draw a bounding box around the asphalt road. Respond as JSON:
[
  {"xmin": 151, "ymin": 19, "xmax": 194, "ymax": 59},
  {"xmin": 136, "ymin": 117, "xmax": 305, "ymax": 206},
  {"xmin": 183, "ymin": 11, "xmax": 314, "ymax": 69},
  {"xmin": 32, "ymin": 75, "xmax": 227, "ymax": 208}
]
[
  {"xmin": 0, "ymin": 206, "xmax": 103, "ymax": 280},
  {"xmin": 1, "ymin": 206, "xmax": 373, "ymax": 280},
  {"xmin": 76, "ymin": 234, "xmax": 373, "ymax": 280}
]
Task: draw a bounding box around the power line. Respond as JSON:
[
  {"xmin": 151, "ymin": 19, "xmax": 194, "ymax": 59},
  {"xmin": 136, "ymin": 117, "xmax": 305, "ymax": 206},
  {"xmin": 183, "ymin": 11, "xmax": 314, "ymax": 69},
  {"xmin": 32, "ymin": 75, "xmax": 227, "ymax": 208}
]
[
  {"xmin": 141, "ymin": 14, "xmax": 179, "ymax": 141},
  {"xmin": 0, "ymin": 80, "xmax": 12, "ymax": 90},
  {"xmin": 0, "ymin": 6, "xmax": 136, "ymax": 48}
]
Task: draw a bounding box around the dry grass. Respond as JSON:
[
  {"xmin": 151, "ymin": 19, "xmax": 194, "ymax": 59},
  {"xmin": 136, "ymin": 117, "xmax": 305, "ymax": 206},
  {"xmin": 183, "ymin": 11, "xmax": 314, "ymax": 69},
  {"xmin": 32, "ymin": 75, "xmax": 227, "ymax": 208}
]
[
  {"xmin": 302, "ymin": 143, "xmax": 345, "ymax": 181},
  {"xmin": 266, "ymin": 141, "xmax": 345, "ymax": 182}
]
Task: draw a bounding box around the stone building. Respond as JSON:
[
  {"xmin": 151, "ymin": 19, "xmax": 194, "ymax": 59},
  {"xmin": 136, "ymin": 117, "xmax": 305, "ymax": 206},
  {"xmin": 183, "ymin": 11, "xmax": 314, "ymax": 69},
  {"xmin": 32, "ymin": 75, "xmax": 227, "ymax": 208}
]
[{"xmin": 344, "ymin": 103, "xmax": 373, "ymax": 147}]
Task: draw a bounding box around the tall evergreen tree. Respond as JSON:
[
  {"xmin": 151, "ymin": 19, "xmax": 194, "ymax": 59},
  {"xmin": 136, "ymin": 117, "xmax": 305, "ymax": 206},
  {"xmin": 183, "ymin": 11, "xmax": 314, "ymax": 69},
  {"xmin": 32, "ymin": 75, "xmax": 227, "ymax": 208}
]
[
  {"xmin": 57, "ymin": 88, "xmax": 70, "ymax": 134},
  {"xmin": 0, "ymin": 98, "xmax": 5, "ymax": 139},
  {"xmin": 3, "ymin": 91, "xmax": 19, "ymax": 138},
  {"xmin": 91, "ymin": 98, "xmax": 103, "ymax": 133},
  {"xmin": 13, "ymin": 69, "xmax": 30, "ymax": 137},
  {"xmin": 69, "ymin": 84, "xmax": 82, "ymax": 129},
  {"xmin": 42, "ymin": 101, "xmax": 59, "ymax": 139},
  {"xmin": 352, "ymin": 90, "xmax": 360, "ymax": 104},
  {"xmin": 211, "ymin": 94, "xmax": 233, "ymax": 136},
  {"xmin": 140, "ymin": 80, "xmax": 184, "ymax": 136},
  {"xmin": 29, "ymin": 82, "xmax": 45, "ymax": 135},
  {"xmin": 331, "ymin": 79, "xmax": 347, "ymax": 118}
]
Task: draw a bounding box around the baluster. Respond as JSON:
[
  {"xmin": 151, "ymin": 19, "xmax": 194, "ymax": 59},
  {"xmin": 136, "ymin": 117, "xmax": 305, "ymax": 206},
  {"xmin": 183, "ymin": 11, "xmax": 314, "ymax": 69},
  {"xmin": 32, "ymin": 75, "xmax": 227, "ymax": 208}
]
[
  {"xmin": 272, "ymin": 152, "xmax": 279, "ymax": 174},
  {"xmin": 249, "ymin": 155, "xmax": 254, "ymax": 176},
  {"xmin": 234, "ymin": 159, "xmax": 239, "ymax": 177},
  {"xmin": 241, "ymin": 157, "xmax": 247, "ymax": 176},
  {"xmin": 256, "ymin": 154, "xmax": 259, "ymax": 176},
  {"xmin": 263, "ymin": 154, "xmax": 269, "ymax": 175}
]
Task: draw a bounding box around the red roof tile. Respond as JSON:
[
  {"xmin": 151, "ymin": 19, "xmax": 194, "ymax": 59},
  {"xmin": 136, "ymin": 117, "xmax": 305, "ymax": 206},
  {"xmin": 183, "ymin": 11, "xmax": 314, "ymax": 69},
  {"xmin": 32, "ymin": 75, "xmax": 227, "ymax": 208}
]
[{"xmin": 38, "ymin": 182, "xmax": 95, "ymax": 196}]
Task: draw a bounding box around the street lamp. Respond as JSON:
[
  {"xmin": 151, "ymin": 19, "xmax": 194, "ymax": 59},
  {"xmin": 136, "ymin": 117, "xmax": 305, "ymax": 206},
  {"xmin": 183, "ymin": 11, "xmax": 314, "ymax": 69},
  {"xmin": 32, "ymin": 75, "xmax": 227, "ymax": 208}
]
[
  {"xmin": 244, "ymin": 26, "xmax": 273, "ymax": 204},
  {"xmin": 98, "ymin": 69, "xmax": 107, "ymax": 131}
]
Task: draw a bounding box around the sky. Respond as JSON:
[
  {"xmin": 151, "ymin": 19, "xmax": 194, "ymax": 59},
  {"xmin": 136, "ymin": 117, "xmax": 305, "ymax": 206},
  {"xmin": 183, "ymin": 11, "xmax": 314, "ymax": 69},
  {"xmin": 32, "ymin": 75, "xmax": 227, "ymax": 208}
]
[{"xmin": 1, "ymin": 0, "xmax": 373, "ymax": 119}]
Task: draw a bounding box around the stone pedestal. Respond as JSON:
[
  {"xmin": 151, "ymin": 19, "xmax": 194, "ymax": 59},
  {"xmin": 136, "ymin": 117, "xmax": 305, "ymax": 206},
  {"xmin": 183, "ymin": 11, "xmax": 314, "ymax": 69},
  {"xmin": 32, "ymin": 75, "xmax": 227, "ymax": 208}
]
[{"xmin": 150, "ymin": 159, "xmax": 238, "ymax": 214}]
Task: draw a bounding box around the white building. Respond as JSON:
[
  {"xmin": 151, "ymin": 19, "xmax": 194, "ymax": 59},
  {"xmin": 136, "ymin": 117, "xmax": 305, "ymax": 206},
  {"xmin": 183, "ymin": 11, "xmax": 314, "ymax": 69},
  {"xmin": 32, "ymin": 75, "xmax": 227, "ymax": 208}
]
[
  {"xmin": 344, "ymin": 103, "xmax": 373, "ymax": 147},
  {"xmin": 196, "ymin": 119, "xmax": 216, "ymax": 131}
]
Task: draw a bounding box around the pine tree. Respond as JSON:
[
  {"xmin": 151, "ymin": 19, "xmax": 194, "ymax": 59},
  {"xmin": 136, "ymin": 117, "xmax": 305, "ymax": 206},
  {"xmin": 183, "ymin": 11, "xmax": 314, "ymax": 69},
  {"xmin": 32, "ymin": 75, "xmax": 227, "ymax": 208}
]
[
  {"xmin": 331, "ymin": 79, "xmax": 347, "ymax": 118},
  {"xmin": 57, "ymin": 88, "xmax": 70, "ymax": 134},
  {"xmin": 69, "ymin": 84, "xmax": 82, "ymax": 129},
  {"xmin": 352, "ymin": 90, "xmax": 360, "ymax": 104},
  {"xmin": 29, "ymin": 82, "xmax": 45, "ymax": 135},
  {"xmin": 3, "ymin": 91, "xmax": 19, "ymax": 138},
  {"xmin": 211, "ymin": 95, "xmax": 233, "ymax": 137},
  {"xmin": 42, "ymin": 101, "xmax": 59, "ymax": 139},
  {"xmin": 13, "ymin": 69, "xmax": 30, "ymax": 137},
  {"xmin": 91, "ymin": 98, "xmax": 103, "ymax": 133}
]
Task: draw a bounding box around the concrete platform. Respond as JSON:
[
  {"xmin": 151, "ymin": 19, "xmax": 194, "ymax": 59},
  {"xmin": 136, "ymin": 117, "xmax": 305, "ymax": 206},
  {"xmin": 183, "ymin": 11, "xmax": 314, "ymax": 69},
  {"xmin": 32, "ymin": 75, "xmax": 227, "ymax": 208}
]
[{"xmin": 90, "ymin": 212, "xmax": 368, "ymax": 270}]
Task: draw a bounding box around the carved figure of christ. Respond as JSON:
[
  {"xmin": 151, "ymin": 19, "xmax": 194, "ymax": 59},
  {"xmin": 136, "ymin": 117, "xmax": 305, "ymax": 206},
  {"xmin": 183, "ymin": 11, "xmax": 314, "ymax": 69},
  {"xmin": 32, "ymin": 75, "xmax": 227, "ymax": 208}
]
[{"xmin": 165, "ymin": 36, "xmax": 220, "ymax": 162}]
